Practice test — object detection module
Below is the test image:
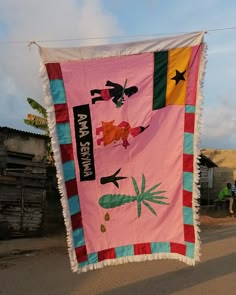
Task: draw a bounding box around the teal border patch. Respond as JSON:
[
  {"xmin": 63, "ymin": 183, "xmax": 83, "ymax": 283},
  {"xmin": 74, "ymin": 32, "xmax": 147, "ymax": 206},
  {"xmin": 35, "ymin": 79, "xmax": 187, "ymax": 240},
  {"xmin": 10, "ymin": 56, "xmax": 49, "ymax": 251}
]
[
  {"xmin": 78, "ymin": 260, "xmax": 89, "ymax": 268},
  {"xmin": 56, "ymin": 123, "xmax": 72, "ymax": 144},
  {"xmin": 73, "ymin": 228, "xmax": 85, "ymax": 248},
  {"xmin": 88, "ymin": 253, "xmax": 98, "ymax": 264},
  {"xmin": 115, "ymin": 245, "xmax": 134, "ymax": 258},
  {"xmin": 185, "ymin": 105, "xmax": 195, "ymax": 113},
  {"xmin": 185, "ymin": 242, "xmax": 195, "ymax": 258},
  {"xmin": 68, "ymin": 195, "xmax": 80, "ymax": 215},
  {"xmin": 183, "ymin": 172, "xmax": 193, "ymax": 192},
  {"xmin": 50, "ymin": 80, "xmax": 66, "ymax": 104},
  {"xmin": 63, "ymin": 160, "xmax": 76, "ymax": 181},
  {"xmin": 183, "ymin": 206, "xmax": 194, "ymax": 225},
  {"xmin": 151, "ymin": 242, "xmax": 170, "ymax": 253},
  {"xmin": 184, "ymin": 132, "xmax": 194, "ymax": 154}
]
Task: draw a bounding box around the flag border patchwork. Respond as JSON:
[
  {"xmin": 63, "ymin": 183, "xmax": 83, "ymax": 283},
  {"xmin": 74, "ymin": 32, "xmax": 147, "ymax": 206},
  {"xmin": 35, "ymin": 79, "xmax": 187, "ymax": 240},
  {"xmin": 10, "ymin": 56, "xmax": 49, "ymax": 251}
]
[{"xmin": 44, "ymin": 38, "xmax": 204, "ymax": 272}]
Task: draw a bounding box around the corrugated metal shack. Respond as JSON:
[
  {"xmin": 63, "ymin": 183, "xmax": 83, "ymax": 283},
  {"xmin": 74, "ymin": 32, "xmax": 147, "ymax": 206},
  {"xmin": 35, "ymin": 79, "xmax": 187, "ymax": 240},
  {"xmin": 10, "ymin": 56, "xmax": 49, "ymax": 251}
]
[{"xmin": 0, "ymin": 127, "xmax": 48, "ymax": 238}]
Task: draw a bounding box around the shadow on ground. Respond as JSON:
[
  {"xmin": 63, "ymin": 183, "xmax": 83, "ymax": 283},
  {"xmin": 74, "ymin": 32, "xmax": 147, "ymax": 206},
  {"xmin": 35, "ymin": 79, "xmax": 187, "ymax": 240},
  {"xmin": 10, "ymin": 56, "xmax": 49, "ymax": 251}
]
[{"xmin": 97, "ymin": 253, "xmax": 236, "ymax": 295}]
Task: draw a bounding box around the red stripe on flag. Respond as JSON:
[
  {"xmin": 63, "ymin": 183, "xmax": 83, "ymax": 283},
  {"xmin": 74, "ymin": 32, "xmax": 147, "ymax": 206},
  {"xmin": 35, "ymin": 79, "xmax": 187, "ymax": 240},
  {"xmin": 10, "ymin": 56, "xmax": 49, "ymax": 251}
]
[
  {"xmin": 183, "ymin": 154, "xmax": 194, "ymax": 172},
  {"xmin": 45, "ymin": 63, "xmax": 63, "ymax": 80},
  {"xmin": 60, "ymin": 144, "xmax": 74, "ymax": 163},
  {"xmin": 170, "ymin": 242, "xmax": 186, "ymax": 255},
  {"xmin": 134, "ymin": 243, "xmax": 151, "ymax": 255},
  {"xmin": 184, "ymin": 113, "xmax": 195, "ymax": 133},
  {"xmin": 183, "ymin": 190, "xmax": 192, "ymax": 207},
  {"xmin": 184, "ymin": 224, "xmax": 195, "ymax": 243},
  {"xmin": 75, "ymin": 245, "xmax": 87, "ymax": 263},
  {"xmin": 98, "ymin": 248, "xmax": 116, "ymax": 262},
  {"xmin": 54, "ymin": 104, "xmax": 69, "ymax": 123},
  {"xmin": 65, "ymin": 179, "xmax": 78, "ymax": 198},
  {"xmin": 71, "ymin": 212, "xmax": 82, "ymax": 230}
]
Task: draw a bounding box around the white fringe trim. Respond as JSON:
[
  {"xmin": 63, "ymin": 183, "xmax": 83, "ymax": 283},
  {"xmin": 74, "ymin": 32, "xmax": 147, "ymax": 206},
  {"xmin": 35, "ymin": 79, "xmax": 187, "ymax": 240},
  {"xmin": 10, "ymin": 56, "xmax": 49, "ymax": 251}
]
[
  {"xmin": 77, "ymin": 252, "xmax": 196, "ymax": 274},
  {"xmin": 192, "ymin": 42, "xmax": 208, "ymax": 263},
  {"xmin": 39, "ymin": 62, "xmax": 78, "ymax": 273}
]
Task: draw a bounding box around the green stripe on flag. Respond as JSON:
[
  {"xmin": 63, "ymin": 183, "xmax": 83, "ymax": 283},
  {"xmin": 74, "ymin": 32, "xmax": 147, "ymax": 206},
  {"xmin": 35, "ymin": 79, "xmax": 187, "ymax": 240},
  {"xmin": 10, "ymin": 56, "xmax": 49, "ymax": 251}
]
[{"xmin": 153, "ymin": 51, "xmax": 168, "ymax": 110}]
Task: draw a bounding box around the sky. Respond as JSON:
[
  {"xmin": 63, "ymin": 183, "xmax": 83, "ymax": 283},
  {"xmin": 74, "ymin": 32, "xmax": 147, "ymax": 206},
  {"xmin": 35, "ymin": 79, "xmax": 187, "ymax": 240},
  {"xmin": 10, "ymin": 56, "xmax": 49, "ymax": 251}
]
[{"xmin": 0, "ymin": 0, "xmax": 236, "ymax": 149}]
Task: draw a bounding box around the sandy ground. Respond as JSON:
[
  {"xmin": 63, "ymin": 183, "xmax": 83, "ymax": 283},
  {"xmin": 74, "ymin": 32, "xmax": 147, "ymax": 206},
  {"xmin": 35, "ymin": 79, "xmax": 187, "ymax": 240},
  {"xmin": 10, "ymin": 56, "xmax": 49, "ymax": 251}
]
[{"xmin": 0, "ymin": 213, "xmax": 236, "ymax": 295}]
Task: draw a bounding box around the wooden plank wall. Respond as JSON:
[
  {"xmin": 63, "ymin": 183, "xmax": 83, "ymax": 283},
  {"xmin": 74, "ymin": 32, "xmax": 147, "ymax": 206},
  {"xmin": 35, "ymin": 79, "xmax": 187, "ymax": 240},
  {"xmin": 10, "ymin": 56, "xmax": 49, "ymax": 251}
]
[{"xmin": 0, "ymin": 184, "xmax": 46, "ymax": 237}]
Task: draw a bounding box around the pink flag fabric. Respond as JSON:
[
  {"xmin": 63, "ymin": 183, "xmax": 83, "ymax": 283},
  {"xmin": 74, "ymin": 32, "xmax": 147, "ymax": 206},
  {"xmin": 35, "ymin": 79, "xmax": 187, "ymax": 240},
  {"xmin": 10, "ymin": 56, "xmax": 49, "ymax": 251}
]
[{"xmin": 39, "ymin": 32, "xmax": 206, "ymax": 273}]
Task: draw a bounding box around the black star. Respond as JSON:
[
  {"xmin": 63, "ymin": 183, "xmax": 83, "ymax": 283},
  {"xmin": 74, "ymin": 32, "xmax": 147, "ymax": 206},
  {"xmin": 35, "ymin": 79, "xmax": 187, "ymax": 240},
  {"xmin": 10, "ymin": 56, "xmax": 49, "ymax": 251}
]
[{"xmin": 171, "ymin": 70, "xmax": 186, "ymax": 85}]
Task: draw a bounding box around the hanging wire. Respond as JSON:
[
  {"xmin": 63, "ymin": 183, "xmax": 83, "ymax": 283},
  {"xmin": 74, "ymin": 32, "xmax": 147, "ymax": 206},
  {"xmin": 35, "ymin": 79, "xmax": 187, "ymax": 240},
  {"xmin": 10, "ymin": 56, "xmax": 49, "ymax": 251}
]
[{"xmin": 0, "ymin": 26, "xmax": 236, "ymax": 45}]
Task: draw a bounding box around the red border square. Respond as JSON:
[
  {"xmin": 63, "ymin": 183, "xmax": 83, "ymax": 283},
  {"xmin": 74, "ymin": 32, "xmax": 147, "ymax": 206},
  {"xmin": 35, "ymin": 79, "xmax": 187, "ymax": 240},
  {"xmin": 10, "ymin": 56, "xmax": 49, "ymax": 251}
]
[
  {"xmin": 54, "ymin": 103, "xmax": 69, "ymax": 123},
  {"xmin": 65, "ymin": 179, "xmax": 78, "ymax": 198},
  {"xmin": 71, "ymin": 211, "xmax": 82, "ymax": 230},
  {"xmin": 170, "ymin": 243, "xmax": 186, "ymax": 255},
  {"xmin": 75, "ymin": 245, "xmax": 87, "ymax": 263},
  {"xmin": 46, "ymin": 63, "xmax": 63, "ymax": 80},
  {"xmin": 98, "ymin": 248, "xmax": 116, "ymax": 262},
  {"xmin": 183, "ymin": 154, "xmax": 194, "ymax": 172},
  {"xmin": 184, "ymin": 113, "xmax": 195, "ymax": 133},
  {"xmin": 60, "ymin": 144, "xmax": 74, "ymax": 163},
  {"xmin": 134, "ymin": 243, "xmax": 151, "ymax": 255},
  {"xmin": 184, "ymin": 224, "xmax": 195, "ymax": 243},
  {"xmin": 183, "ymin": 190, "xmax": 192, "ymax": 207}
]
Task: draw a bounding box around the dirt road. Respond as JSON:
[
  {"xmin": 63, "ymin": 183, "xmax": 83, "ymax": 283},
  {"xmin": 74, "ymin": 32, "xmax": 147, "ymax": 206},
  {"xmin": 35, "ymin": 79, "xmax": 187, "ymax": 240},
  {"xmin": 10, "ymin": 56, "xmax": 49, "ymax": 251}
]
[{"xmin": 0, "ymin": 220, "xmax": 236, "ymax": 295}]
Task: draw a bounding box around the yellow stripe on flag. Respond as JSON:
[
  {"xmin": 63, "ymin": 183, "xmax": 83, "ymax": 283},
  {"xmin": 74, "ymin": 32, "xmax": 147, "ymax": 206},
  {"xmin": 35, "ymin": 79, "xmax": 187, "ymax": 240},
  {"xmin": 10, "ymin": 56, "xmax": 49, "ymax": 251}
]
[{"xmin": 166, "ymin": 47, "xmax": 191, "ymax": 106}]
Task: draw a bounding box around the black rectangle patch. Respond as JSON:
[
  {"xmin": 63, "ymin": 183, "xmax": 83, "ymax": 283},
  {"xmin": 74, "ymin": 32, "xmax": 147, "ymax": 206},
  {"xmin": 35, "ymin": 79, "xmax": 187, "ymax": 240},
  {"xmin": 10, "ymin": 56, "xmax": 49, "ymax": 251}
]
[{"xmin": 73, "ymin": 104, "xmax": 95, "ymax": 181}]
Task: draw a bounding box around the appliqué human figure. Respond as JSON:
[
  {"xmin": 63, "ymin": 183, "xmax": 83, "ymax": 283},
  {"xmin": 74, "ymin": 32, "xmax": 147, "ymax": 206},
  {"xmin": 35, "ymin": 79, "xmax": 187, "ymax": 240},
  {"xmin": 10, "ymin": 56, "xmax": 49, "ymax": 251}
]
[
  {"xmin": 96, "ymin": 120, "xmax": 149, "ymax": 149},
  {"xmin": 91, "ymin": 80, "xmax": 138, "ymax": 107}
]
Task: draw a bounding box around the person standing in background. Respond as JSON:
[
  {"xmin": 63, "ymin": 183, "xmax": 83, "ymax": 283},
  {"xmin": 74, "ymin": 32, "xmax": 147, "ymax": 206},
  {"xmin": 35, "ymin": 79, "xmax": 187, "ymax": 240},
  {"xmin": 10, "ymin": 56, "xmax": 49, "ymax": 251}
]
[
  {"xmin": 231, "ymin": 180, "xmax": 236, "ymax": 197},
  {"xmin": 218, "ymin": 182, "xmax": 234, "ymax": 214},
  {"xmin": 231, "ymin": 180, "xmax": 236, "ymax": 211}
]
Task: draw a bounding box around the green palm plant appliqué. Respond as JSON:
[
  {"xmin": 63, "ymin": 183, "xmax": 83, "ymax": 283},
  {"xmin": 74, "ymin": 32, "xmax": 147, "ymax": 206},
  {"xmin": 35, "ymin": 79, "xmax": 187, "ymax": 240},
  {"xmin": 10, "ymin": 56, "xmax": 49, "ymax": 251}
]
[{"xmin": 98, "ymin": 174, "xmax": 169, "ymax": 217}]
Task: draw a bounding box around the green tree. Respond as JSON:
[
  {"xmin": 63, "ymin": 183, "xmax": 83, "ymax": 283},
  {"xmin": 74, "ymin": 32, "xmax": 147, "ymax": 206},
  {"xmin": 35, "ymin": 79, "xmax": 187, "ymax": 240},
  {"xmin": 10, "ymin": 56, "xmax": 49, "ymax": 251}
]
[
  {"xmin": 24, "ymin": 98, "xmax": 54, "ymax": 164},
  {"xmin": 24, "ymin": 98, "xmax": 48, "ymax": 134}
]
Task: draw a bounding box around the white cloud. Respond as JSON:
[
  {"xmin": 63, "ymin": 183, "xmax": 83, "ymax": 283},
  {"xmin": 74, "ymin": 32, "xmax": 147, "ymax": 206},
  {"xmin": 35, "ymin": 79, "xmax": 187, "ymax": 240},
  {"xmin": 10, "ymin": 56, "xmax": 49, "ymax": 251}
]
[
  {"xmin": 201, "ymin": 97, "xmax": 236, "ymax": 148},
  {"xmin": 75, "ymin": 0, "xmax": 122, "ymax": 46},
  {"xmin": 0, "ymin": 0, "xmax": 121, "ymax": 127}
]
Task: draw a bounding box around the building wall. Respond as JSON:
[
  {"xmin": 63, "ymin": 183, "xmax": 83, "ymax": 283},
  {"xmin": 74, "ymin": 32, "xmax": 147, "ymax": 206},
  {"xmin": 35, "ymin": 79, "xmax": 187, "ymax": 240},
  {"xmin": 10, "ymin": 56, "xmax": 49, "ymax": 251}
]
[
  {"xmin": 201, "ymin": 149, "xmax": 236, "ymax": 198},
  {"xmin": 3, "ymin": 132, "xmax": 47, "ymax": 161},
  {"xmin": 0, "ymin": 128, "xmax": 49, "ymax": 238}
]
